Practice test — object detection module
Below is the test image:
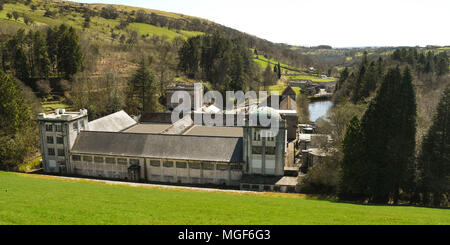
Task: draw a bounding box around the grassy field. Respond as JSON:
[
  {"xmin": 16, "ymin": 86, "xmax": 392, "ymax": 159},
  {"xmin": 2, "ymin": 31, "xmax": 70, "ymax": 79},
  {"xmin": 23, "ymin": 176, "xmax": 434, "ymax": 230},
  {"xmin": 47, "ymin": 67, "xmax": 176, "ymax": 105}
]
[
  {"xmin": 129, "ymin": 23, "xmax": 203, "ymax": 40},
  {"xmin": 264, "ymin": 84, "xmax": 301, "ymax": 95},
  {"xmin": 0, "ymin": 171, "xmax": 449, "ymax": 225},
  {"xmin": 286, "ymin": 74, "xmax": 336, "ymax": 82},
  {"xmin": 0, "ymin": 2, "xmax": 204, "ymax": 41}
]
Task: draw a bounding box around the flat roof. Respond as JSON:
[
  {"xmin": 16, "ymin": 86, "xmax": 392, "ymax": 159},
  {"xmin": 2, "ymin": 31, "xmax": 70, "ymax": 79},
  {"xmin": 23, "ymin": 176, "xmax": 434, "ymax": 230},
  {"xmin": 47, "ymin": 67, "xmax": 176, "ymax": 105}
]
[
  {"xmin": 183, "ymin": 125, "xmax": 243, "ymax": 137},
  {"xmin": 38, "ymin": 110, "xmax": 87, "ymax": 121},
  {"xmin": 123, "ymin": 123, "xmax": 172, "ymax": 134}
]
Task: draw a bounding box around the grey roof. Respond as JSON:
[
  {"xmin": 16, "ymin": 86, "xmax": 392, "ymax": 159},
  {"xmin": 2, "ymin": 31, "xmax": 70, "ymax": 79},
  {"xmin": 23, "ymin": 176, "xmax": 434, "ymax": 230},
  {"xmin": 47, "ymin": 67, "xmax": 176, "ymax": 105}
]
[
  {"xmin": 123, "ymin": 123, "xmax": 172, "ymax": 134},
  {"xmin": 183, "ymin": 125, "xmax": 243, "ymax": 137},
  {"xmin": 87, "ymin": 110, "xmax": 136, "ymax": 132},
  {"xmin": 71, "ymin": 131, "xmax": 243, "ymax": 163}
]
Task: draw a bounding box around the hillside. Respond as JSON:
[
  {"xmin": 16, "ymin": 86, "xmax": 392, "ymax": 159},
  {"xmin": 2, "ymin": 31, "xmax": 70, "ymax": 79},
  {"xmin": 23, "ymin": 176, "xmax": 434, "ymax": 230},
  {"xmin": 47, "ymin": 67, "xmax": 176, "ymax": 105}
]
[
  {"xmin": 0, "ymin": 0, "xmax": 315, "ymax": 74},
  {"xmin": 1, "ymin": 171, "xmax": 449, "ymax": 225}
]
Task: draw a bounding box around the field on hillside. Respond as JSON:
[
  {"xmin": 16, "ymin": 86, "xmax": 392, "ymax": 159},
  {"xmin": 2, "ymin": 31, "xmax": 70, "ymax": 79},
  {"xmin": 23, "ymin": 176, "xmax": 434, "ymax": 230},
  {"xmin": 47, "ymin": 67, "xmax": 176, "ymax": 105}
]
[
  {"xmin": 0, "ymin": 2, "xmax": 204, "ymax": 41},
  {"xmin": 0, "ymin": 172, "xmax": 448, "ymax": 225}
]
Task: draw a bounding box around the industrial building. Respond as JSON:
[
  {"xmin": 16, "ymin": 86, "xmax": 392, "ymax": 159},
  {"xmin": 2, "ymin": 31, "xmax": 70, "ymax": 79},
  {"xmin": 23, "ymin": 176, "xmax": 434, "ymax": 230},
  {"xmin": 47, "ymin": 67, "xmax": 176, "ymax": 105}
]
[{"xmin": 37, "ymin": 86, "xmax": 300, "ymax": 192}]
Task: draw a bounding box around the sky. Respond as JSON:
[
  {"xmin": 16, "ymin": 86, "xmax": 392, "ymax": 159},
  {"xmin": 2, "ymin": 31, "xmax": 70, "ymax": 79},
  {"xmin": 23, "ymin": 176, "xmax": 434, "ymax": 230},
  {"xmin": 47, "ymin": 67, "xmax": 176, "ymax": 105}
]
[{"xmin": 74, "ymin": 0, "xmax": 449, "ymax": 48}]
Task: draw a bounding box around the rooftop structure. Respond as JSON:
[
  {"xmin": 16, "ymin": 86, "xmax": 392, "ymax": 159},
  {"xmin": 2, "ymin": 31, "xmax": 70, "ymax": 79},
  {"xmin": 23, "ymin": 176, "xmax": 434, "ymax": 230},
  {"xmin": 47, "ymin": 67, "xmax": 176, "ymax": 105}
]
[
  {"xmin": 38, "ymin": 109, "xmax": 88, "ymax": 121},
  {"xmin": 88, "ymin": 110, "xmax": 137, "ymax": 132}
]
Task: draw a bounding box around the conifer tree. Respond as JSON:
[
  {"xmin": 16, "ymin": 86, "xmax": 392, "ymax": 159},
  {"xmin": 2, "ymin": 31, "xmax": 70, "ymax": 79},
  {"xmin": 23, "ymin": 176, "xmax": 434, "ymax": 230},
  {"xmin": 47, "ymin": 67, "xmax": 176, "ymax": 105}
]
[
  {"xmin": 33, "ymin": 30, "xmax": 50, "ymax": 78},
  {"xmin": 125, "ymin": 59, "xmax": 158, "ymax": 115},
  {"xmin": 277, "ymin": 62, "xmax": 281, "ymax": 79},
  {"xmin": 0, "ymin": 69, "xmax": 34, "ymax": 170},
  {"xmin": 417, "ymin": 86, "xmax": 450, "ymax": 206},
  {"xmin": 57, "ymin": 25, "xmax": 82, "ymax": 79},
  {"xmin": 339, "ymin": 116, "xmax": 367, "ymax": 200},
  {"xmin": 335, "ymin": 67, "xmax": 349, "ymax": 92},
  {"xmin": 354, "ymin": 66, "xmax": 416, "ymax": 204}
]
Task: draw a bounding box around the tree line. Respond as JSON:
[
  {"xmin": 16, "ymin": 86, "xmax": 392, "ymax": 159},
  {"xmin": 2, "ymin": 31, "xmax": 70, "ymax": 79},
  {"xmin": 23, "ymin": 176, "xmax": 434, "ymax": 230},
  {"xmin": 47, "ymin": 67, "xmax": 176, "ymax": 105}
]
[
  {"xmin": 392, "ymin": 48, "xmax": 449, "ymax": 76},
  {"xmin": 302, "ymin": 47, "xmax": 449, "ymax": 207},
  {"xmin": 178, "ymin": 33, "xmax": 258, "ymax": 92},
  {"xmin": 0, "ymin": 69, "xmax": 37, "ymax": 171},
  {"xmin": 0, "ymin": 24, "xmax": 82, "ymax": 86}
]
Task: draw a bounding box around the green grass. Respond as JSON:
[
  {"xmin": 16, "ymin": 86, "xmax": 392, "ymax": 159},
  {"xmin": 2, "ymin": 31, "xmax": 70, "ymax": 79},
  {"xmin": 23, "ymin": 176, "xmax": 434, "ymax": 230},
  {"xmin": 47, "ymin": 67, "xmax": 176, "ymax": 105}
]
[
  {"xmin": 263, "ymin": 85, "xmax": 301, "ymax": 95},
  {"xmin": 0, "ymin": 171, "xmax": 449, "ymax": 225},
  {"xmin": 129, "ymin": 23, "xmax": 203, "ymax": 40},
  {"xmin": 254, "ymin": 55, "xmax": 302, "ymax": 73},
  {"xmin": 288, "ymin": 74, "xmax": 336, "ymax": 82},
  {"xmin": 41, "ymin": 102, "xmax": 72, "ymax": 113}
]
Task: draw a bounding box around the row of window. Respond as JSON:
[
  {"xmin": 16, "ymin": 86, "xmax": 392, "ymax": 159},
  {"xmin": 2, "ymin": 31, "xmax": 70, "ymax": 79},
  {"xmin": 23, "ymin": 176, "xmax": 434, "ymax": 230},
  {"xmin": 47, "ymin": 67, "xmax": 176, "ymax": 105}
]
[
  {"xmin": 47, "ymin": 136, "xmax": 64, "ymax": 144},
  {"xmin": 45, "ymin": 121, "xmax": 85, "ymax": 132},
  {"xmin": 253, "ymin": 130, "xmax": 275, "ymax": 142},
  {"xmin": 71, "ymin": 155, "xmax": 242, "ymax": 170},
  {"xmin": 152, "ymin": 161, "xmax": 241, "ymax": 170},
  {"xmin": 46, "ymin": 124, "xmax": 62, "ymax": 132},
  {"xmin": 72, "ymin": 155, "xmax": 139, "ymax": 165},
  {"xmin": 252, "ymin": 146, "xmax": 276, "ymax": 155},
  {"xmin": 48, "ymin": 148, "xmax": 65, "ymax": 156}
]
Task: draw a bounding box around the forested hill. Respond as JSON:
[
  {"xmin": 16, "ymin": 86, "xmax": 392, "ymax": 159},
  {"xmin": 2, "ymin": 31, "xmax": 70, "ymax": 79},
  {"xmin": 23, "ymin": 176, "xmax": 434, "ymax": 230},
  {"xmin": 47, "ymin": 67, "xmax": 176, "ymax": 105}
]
[{"xmin": 0, "ymin": 0, "xmax": 311, "ymax": 69}]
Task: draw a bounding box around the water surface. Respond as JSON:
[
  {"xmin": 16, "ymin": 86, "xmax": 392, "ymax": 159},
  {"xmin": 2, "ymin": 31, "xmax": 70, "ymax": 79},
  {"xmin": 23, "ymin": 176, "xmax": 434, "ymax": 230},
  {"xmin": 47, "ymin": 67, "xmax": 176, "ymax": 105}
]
[{"xmin": 309, "ymin": 100, "xmax": 333, "ymax": 122}]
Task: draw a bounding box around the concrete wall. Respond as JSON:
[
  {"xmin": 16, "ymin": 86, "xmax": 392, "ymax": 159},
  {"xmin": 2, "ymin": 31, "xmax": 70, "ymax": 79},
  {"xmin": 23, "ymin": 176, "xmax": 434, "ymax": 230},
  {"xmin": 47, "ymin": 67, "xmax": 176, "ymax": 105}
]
[
  {"xmin": 39, "ymin": 116, "xmax": 88, "ymax": 174},
  {"xmin": 244, "ymin": 126, "xmax": 286, "ymax": 176}
]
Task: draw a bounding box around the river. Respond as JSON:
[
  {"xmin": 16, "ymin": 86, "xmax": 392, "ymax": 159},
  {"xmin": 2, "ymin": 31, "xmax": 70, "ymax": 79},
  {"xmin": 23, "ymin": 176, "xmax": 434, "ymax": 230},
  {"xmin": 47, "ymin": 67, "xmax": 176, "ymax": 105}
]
[{"xmin": 308, "ymin": 100, "xmax": 333, "ymax": 122}]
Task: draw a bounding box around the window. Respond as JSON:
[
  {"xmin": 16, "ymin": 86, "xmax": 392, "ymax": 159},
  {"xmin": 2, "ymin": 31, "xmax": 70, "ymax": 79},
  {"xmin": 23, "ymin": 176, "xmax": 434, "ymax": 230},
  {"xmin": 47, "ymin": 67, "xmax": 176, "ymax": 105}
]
[
  {"xmin": 164, "ymin": 176, "xmax": 174, "ymax": 182},
  {"xmin": 57, "ymin": 149, "xmax": 65, "ymax": 156},
  {"xmin": 105, "ymin": 158, "xmax": 115, "ymax": 164},
  {"xmin": 83, "ymin": 156, "xmax": 92, "ymax": 162},
  {"xmin": 56, "ymin": 137, "xmax": 64, "ymax": 144},
  {"xmin": 265, "ymin": 146, "xmax": 276, "ymax": 155},
  {"xmin": 163, "ymin": 161, "xmax": 173, "ymax": 168},
  {"xmin": 47, "ymin": 136, "xmax": 54, "ymax": 144},
  {"xmin": 73, "ymin": 122, "xmax": 78, "ymax": 130},
  {"xmin": 46, "ymin": 124, "xmax": 53, "ymax": 132},
  {"xmin": 55, "ymin": 124, "xmax": 62, "ymax": 132},
  {"xmin": 252, "ymin": 146, "xmax": 262, "ymax": 154},
  {"xmin": 80, "ymin": 121, "xmax": 85, "ymax": 128},
  {"xmin": 72, "ymin": 155, "xmax": 81, "ymax": 161},
  {"xmin": 117, "ymin": 158, "xmax": 127, "ymax": 165},
  {"xmin": 48, "ymin": 148, "xmax": 55, "ymax": 156},
  {"xmin": 130, "ymin": 159, "xmax": 140, "ymax": 165},
  {"xmin": 176, "ymin": 162, "xmax": 187, "ymax": 168},
  {"xmin": 203, "ymin": 163, "xmax": 214, "ymax": 170},
  {"xmin": 204, "ymin": 178, "xmax": 214, "ymax": 184},
  {"xmin": 189, "ymin": 162, "xmax": 201, "ymax": 169},
  {"xmin": 150, "ymin": 160, "xmax": 160, "ymax": 167},
  {"xmin": 230, "ymin": 164, "xmax": 242, "ymax": 171},
  {"xmin": 217, "ymin": 164, "xmax": 229, "ymax": 171},
  {"xmin": 253, "ymin": 129, "xmax": 260, "ymax": 141},
  {"xmin": 94, "ymin": 156, "xmax": 104, "ymax": 163}
]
